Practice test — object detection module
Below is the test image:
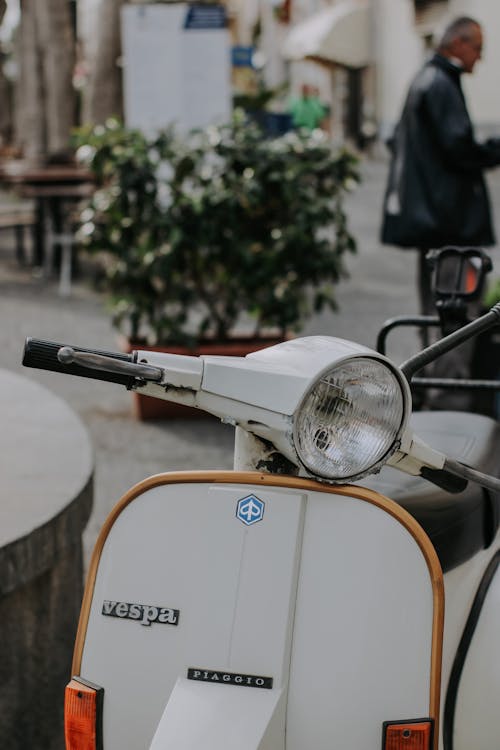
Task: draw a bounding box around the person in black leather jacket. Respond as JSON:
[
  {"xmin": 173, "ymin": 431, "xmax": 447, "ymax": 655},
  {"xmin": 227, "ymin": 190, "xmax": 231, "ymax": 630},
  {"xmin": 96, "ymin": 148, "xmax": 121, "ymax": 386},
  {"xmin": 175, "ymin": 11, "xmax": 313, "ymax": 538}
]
[{"xmin": 381, "ymin": 16, "xmax": 500, "ymax": 318}]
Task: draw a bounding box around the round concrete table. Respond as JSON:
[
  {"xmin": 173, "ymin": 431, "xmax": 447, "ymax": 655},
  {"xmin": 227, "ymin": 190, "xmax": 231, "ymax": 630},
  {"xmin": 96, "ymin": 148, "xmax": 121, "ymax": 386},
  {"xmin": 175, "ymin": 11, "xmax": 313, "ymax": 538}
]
[{"xmin": 0, "ymin": 368, "xmax": 94, "ymax": 750}]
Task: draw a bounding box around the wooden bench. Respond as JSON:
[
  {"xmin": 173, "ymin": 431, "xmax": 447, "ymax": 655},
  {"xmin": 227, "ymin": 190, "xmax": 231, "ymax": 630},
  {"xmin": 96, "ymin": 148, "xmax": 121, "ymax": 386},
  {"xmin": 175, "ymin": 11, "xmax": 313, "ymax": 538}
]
[
  {"xmin": 0, "ymin": 204, "xmax": 36, "ymax": 264},
  {"xmin": 19, "ymin": 182, "xmax": 94, "ymax": 296},
  {"xmin": 0, "ymin": 164, "xmax": 94, "ymax": 293}
]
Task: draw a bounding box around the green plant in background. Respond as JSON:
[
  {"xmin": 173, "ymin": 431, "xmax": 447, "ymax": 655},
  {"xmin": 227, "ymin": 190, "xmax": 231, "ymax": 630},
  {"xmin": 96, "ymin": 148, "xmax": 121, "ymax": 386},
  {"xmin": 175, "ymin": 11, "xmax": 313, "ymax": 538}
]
[
  {"xmin": 73, "ymin": 120, "xmax": 177, "ymax": 341},
  {"xmin": 73, "ymin": 113, "xmax": 360, "ymax": 347},
  {"xmin": 233, "ymin": 80, "xmax": 288, "ymax": 114},
  {"xmin": 484, "ymin": 277, "xmax": 500, "ymax": 307}
]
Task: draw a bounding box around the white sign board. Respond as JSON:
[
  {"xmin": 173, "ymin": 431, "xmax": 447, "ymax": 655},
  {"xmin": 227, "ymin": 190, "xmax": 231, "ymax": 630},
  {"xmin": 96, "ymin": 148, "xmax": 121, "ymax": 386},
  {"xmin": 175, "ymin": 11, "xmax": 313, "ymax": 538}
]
[{"xmin": 121, "ymin": 3, "xmax": 231, "ymax": 135}]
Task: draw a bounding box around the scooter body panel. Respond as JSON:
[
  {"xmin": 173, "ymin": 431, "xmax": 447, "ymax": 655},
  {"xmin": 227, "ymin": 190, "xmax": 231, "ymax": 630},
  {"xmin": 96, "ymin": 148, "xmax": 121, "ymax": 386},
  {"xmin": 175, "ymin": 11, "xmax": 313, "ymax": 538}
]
[
  {"xmin": 149, "ymin": 678, "xmax": 285, "ymax": 750},
  {"xmin": 74, "ymin": 472, "xmax": 443, "ymax": 749},
  {"xmin": 442, "ymin": 543, "xmax": 500, "ymax": 750},
  {"xmin": 287, "ymin": 485, "xmax": 438, "ymax": 749},
  {"xmin": 80, "ymin": 477, "xmax": 305, "ymax": 748}
]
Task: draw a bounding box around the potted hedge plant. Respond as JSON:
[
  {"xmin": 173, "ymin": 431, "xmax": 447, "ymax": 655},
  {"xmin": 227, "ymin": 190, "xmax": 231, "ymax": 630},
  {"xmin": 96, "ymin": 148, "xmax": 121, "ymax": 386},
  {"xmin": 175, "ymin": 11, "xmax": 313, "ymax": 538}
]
[{"xmin": 73, "ymin": 112, "xmax": 360, "ymax": 417}]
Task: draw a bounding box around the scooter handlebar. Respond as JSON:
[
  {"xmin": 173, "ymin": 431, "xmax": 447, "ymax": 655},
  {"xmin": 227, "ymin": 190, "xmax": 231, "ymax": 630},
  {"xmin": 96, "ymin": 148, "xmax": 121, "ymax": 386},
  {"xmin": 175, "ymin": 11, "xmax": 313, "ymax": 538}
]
[{"xmin": 22, "ymin": 337, "xmax": 137, "ymax": 388}]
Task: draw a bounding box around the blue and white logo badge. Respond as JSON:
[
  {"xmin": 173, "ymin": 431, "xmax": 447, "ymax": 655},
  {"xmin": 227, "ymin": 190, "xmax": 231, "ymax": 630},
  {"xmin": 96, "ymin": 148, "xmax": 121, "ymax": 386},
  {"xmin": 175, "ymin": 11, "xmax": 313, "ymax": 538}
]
[{"xmin": 236, "ymin": 494, "xmax": 265, "ymax": 526}]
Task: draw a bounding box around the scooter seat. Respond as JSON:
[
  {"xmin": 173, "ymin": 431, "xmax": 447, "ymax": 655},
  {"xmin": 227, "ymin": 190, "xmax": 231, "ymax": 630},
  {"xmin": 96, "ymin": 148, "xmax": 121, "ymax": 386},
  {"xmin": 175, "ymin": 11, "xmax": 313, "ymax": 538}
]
[{"xmin": 360, "ymin": 411, "xmax": 500, "ymax": 572}]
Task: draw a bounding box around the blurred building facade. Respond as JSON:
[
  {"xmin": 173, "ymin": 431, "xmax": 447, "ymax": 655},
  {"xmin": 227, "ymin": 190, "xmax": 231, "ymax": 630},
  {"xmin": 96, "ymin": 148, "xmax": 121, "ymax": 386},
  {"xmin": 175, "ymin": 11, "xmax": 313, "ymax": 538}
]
[
  {"xmin": 8, "ymin": 0, "xmax": 499, "ymax": 156},
  {"xmin": 228, "ymin": 0, "xmax": 500, "ymax": 147}
]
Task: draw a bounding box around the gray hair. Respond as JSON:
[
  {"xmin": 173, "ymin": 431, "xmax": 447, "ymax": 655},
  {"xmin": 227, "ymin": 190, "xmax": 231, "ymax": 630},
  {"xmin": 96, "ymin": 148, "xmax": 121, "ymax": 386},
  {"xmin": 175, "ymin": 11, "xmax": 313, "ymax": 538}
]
[{"xmin": 436, "ymin": 16, "xmax": 480, "ymax": 51}]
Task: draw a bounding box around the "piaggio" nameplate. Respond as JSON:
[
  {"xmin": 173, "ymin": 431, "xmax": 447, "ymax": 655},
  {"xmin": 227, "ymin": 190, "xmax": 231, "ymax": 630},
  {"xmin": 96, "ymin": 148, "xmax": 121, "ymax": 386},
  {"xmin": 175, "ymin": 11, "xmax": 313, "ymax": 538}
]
[{"xmin": 187, "ymin": 668, "xmax": 273, "ymax": 689}]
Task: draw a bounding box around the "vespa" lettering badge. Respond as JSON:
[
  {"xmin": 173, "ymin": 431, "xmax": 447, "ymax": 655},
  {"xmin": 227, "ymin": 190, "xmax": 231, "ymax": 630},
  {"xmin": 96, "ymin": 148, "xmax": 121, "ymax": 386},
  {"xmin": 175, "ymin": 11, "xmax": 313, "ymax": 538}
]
[
  {"xmin": 187, "ymin": 668, "xmax": 273, "ymax": 689},
  {"xmin": 102, "ymin": 599, "xmax": 179, "ymax": 626}
]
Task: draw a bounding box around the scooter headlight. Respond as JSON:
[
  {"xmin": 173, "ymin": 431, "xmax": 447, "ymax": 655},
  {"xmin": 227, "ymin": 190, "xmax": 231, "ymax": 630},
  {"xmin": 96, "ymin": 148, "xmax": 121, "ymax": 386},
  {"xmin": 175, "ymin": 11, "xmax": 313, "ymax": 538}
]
[{"xmin": 294, "ymin": 356, "xmax": 408, "ymax": 482}]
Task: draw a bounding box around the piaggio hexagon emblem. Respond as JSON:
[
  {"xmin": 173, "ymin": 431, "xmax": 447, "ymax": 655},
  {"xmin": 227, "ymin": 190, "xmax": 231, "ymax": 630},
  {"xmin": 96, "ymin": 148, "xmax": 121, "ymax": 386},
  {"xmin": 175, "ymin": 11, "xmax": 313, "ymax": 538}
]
[{"xmin": 236, "ymin": 494, "xmax": 265, "ymax": 526}]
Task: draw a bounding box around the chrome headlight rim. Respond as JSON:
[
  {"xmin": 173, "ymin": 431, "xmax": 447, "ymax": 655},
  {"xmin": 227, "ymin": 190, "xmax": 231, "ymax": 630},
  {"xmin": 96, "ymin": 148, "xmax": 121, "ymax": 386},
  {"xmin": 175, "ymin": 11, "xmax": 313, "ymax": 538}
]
[{"xmin": 292, "ymin": 353, "xmax": 411, "ymax": 484}]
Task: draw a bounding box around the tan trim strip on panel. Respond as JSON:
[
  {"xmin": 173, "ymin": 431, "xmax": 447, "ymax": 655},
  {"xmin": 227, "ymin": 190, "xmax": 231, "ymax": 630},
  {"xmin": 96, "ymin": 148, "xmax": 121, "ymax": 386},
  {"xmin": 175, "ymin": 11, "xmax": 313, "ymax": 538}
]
[{"xmin": 72, "ymin": 470, "xmax": 443, "ymax": 748}]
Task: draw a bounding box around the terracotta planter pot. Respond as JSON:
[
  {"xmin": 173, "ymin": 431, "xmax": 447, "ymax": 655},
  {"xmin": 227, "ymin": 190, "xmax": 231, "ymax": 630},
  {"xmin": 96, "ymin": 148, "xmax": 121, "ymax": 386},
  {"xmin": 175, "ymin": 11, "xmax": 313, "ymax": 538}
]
[{"xmin": 121, "ymin": 336, "xmax": 286, "ymax": 420}]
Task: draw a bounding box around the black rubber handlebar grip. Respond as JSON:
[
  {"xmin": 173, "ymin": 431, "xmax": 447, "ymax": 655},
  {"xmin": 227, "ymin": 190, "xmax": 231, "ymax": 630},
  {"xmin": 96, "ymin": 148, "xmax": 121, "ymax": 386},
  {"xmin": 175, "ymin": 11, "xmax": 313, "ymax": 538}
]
[{"xmin": 22, "ymin": 337, "xmax": 137, "ymax": 388}]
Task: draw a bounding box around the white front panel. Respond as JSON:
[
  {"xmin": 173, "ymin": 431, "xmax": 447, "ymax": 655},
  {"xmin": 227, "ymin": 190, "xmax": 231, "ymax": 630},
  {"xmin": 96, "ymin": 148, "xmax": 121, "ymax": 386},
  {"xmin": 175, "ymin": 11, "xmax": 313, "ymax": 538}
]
[
  {"xmin": 287, "ymin": 490, "xmax": 435, "ymax": 749},
  {"xmin": 80, "ymin": 479, "xmax": 438, "ymax": 749},
  {"xmin": 81, "ymin": 481, "xmax": 305, "ymax": 749}
]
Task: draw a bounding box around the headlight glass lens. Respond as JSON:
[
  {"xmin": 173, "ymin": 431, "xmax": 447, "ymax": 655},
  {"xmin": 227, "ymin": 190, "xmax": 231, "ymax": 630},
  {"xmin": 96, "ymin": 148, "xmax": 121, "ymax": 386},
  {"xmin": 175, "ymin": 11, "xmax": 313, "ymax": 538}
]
[{"xmin": 294, "ymin": 357, "xmax": 405, "ymax": 481}]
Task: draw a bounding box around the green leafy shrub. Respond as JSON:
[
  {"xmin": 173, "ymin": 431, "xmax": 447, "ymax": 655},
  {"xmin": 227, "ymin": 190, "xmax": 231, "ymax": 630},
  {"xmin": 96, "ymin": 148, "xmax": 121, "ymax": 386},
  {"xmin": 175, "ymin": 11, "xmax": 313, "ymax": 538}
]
[
  {"xmin": 74, "ymin": 113, "xmax": 360, "ymax": 346},
  {"xmin": 484, "ymin": 277, "xmax": 500, "ymax": 308}
]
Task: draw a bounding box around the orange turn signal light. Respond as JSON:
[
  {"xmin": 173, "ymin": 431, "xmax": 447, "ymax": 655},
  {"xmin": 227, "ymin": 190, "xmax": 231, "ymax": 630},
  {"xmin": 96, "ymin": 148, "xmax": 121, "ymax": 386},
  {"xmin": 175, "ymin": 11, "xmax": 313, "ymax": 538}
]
[
  {"xmin": 383, "ymin": 719, "xmax": 433, "ymax": 750},
  {"xmin": 64, "ymin": 676, "xmax": 103, "ymax": 750}
]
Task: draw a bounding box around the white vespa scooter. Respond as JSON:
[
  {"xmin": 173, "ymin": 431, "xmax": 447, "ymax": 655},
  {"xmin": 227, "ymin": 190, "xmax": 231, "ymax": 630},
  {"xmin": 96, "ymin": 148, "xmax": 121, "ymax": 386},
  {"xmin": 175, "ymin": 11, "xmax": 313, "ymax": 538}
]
[{"xmin": 22, "ymin": 252, "xmax": 500, "ymax": 750}]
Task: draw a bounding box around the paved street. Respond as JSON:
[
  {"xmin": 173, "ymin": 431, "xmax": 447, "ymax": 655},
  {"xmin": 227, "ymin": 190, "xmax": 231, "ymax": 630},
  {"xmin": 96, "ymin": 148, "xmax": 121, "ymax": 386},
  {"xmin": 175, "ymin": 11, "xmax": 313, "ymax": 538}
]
[{"xmin": 1, "ymin": 155, "xmax": 499, "ymax": 563}]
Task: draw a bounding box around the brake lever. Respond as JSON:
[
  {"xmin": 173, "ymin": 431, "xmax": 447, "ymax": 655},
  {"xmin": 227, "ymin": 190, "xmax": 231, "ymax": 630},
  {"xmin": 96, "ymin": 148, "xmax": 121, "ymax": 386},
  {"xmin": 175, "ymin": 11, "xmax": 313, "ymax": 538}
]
[{"xmin": 57, "ymin": 347, "xmax": 164, "ymax": 382}]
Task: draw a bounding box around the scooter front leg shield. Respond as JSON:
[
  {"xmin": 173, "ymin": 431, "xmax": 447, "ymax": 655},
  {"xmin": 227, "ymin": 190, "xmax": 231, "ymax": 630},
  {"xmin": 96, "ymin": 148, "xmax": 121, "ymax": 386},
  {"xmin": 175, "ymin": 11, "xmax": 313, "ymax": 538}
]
[{"xmin": 72, "ymin": 471, "xmax": 443, "ymax": 750}]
